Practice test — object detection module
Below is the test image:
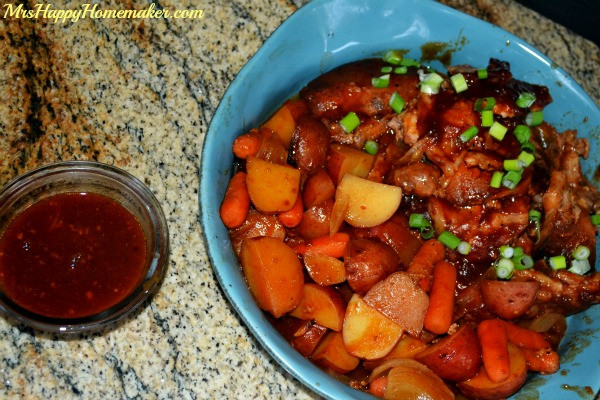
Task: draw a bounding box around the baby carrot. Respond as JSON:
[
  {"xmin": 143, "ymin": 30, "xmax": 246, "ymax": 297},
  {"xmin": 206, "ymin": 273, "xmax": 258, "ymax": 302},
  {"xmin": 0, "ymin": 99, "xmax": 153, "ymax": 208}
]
[
  {"xmin": 219, "ymin": 171, "xmax": 250, "ymax": 229},
  {"xmin": 521, "ymin": 347, "xmax": 560, "ymax": 374},
  {"xmin": 407, "ymin": 239, "xmax": 446, "ymax": 291},
  {"xmin": 503, "ymin": 321, "xmax": 551, "ymax": 349},
  {"xmin": 368, "ymin": 376, "xmax": 387, "ymax": 398},
  {"xmin": 424, "ymin": 261, "xmax": 457, "ymax": 334},
  {"xmin": 293, "ymin": 232, "xmax": 350, "ymax": 259},
  {"xmin": 478, "ymin": 319, "xmax": 510, "ymax": 383},
  {"xmin": 232, "ymin": 133, "xmax": 260, "ymax": 159},
  {"xmin": 278, "ymin": 195, "xmax": 303, "ymax": 228}
]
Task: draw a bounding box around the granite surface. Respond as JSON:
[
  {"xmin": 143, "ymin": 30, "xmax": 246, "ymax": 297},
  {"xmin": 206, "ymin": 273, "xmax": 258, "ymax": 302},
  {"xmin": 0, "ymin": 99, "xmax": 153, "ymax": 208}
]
[{"xmin": 0, "ymin": 0, "xmax": 598, "ymax": 399}]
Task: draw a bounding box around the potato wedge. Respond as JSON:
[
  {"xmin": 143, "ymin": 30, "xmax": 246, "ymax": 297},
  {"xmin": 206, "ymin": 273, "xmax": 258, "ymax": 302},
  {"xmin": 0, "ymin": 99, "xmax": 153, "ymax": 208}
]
[
  {"xmin": 336, "ymin": 174, "xmax": 402, "ymax": 228},
  {"xmin": 262, "ymin": 104, "xmax": 295, "ymax": 147},
  {"xmin": 240, "ymin": 237, "xmax": 304, "ymax": 317},
  {"xmin": 303, "ymin": 252, "xmax": 346, "ymax": 286},
  {"xmin": 312, "ymin": 331, "xmax": 360, "ymax": 374},
  {"xmin": 246, "ymin": 156, "xmax": 301, "ymax": 213},
  {"xmin": 343, "ymin": 294, "xmax": 403, "ymax": 360},
  {"xmin": 289, "ymin": 283, "xmax": 346, "ymax": 331},
  {"xmin": 327, "ymin": 143, "xmax": 375, "ymax": 184}
]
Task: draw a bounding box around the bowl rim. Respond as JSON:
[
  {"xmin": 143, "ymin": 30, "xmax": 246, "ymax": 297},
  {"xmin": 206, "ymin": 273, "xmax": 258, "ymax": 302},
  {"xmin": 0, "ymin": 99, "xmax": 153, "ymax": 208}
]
[
  {"xmin": 199, "ymin": 0, "xmax": 600, "ymax": 399},
  {"xmin": 0, "ymin": 160, "xmax": 169, "ymax": 333}
]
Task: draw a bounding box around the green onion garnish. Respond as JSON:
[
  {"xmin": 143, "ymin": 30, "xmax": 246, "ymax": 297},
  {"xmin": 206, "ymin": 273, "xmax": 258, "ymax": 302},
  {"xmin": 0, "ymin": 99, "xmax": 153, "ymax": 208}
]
[
  {"xmin": 529, "ymin": 210, "xmax": 541, "ymax": 221},
  {"xmin": 421, "ymin": 225, "xmax": 434, "ymax": 239},
  {"xmin": 339, "ymin": 112, "xmax": 360, "ymax": 133},
  {"xmin": 477, "ymin": 68, "xmax": 488, "ymax": 79},
  {"xmin": 549, "ymin": 255, "xmax": 567, "ymax": 270},
  {"xmin": 591, "ymin": 214, "xmax": 600, "ymax": 226},
  {"xmin": 409, "ymin": 213, "xmax": 427, "ymax": 228},
  {"xmin": 515, "ymin": 255, "xmax": 534, "ymax": 270},
  {"xmin": 490, "ymin": 171, "xmax": 504, "ymax": 188},
  {"xmin": 383, "ymin": 50, "xmax": 403, "ymax": 65},
  {"xmin": 450, "ymin": 73, "xmax": 468, "ymax": 93},
  {"xmin": 474, "ymin": 97, "xmax": 496, "ymax": 112},
  {"xmin": 481, "ymin": 110, "xmax": 494, "ymax": 127},
  {"xmin": 568, "ymin": 259, "xmax": 591, "ymax": 275},
  {"xmin": 400, "ymin": 57, "xmax": 420, "ymax": 67},
  {"xmin": 389, "ymin": 92, "xmax": 405, "ymax": 114},
  {"xmin": 518, "ymin": 151, "xmax": 535, "ymax": 167},
  {"xmin": 457, "ymin": 241, "xmax": 471, "ymax": 255},
  {"xmin": 513, "ymin": 246, "xmax": 524, "ymax": 260},
  {"xmin": 381, "ymin": 66, "xmax": 393, "ymax": 73},
  {"xmin": 516, "ymin": 92, "xmax": 536, "ymax": 108},
  {"xmin": 394, "ymin": 66, "xmax": 408, "ymax": 74},
  {"xmin": 502, "ymin": 170, "xmax": 522, "ymax": 189},
  {"xmin": 521, "ymin": 141, "xmax": 535, "ymax": 153},
  {"xmin": 489, "ymin": 121, "xmax": 508, "ymax": 141},
  {"xmin": 496, "ymin": 258, "xmax": 515, "ymax": 279},
  {"xmin": 364, "ymin": 140, "xmax": 379, "ymax": 155},
  {"xmin": 499, "ymin": 245, "xmax": 514, "ymax": 258},
  {"xmin": 438, "ymin": 230, "xmax": 461, "ymax": 250},
  {"xmin": 372, "ymin": 74, "xmax": 390, "ymax": 89},
  {"xmin": 459, "ymin": 126, "xmax": 479, "ymax": 142},
  {"xmin": 525, "ymin": 111, "xmax": 544, "ymax": 126},
  {"xmin": 513, "ymin": 125, "xmax": 531, "ymax": 144},
  {"xmin": 572, "ymin": 245, "xmax": 590, "ymax": 261},
  {"xmin": 504, "ymin": 159, "xmax": 523, "ymax": 172},
  {"xmin": 420, "ymin": 72, "xmax": 444, "ymax": 94}
]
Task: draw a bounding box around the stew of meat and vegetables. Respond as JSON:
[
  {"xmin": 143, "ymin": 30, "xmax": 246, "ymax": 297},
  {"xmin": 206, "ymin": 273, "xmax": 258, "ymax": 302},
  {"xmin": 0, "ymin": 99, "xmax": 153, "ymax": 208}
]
[{"xmin": 219, "ymin": 52, "xmax": 600, "ymax": 399}]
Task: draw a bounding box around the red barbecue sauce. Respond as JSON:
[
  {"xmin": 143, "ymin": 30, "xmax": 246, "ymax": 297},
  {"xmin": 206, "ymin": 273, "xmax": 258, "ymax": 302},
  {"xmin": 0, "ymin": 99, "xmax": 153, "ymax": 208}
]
[{"xmin": 0, "ymin": 192, "xmax": 147, "ymax": 318}]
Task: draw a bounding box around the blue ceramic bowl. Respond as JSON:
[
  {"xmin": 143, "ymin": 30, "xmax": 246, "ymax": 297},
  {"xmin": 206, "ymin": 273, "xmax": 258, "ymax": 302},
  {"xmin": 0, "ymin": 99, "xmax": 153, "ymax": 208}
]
[{"xmin": 200, "ymin": 0, "xmax": 600, "ymax": 398}]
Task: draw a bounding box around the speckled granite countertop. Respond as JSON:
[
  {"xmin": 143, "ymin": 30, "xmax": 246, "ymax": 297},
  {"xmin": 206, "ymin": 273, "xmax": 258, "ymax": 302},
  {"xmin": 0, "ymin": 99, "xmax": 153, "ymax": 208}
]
[{"xmin": 0, "ymin": 0, "xmax": 598, "ymax": 399}]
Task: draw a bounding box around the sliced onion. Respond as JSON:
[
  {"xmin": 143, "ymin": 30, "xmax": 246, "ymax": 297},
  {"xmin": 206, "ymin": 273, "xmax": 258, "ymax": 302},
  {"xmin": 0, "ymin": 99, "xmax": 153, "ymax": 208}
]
[
  {"xmin": 369, "ymin": 358, "xmax": 430, "ymax": 383},
  {"xmin": 529, "ymin": 313, "xmax": 566, "ymax": 333},
  {"xmin": 329, "ymin": 193, "xmax": 349, "ymax": 236},
  {"xmin": 385, "ymin": 365, "xmax": 454, "ymax": 400}
]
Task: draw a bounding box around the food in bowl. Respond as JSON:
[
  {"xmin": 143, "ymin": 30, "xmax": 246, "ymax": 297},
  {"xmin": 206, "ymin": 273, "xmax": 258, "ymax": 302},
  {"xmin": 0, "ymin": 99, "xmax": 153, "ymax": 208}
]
[{"xmin": 218, "ymin": 53, "xmax": 600, "ymax": 399}]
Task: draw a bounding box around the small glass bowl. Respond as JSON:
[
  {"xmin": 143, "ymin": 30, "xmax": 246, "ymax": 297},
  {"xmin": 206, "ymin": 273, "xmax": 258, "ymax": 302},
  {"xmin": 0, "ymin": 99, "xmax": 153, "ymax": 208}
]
[{"xmin": 0, "ymin": 161, "xmax": 169, "ymax": 333}]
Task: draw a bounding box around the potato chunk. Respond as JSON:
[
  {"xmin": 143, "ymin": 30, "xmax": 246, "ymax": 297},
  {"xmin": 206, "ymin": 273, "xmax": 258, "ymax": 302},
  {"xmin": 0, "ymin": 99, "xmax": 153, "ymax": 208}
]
[{"xmin": 246, "ymin": 156, "xmax": 301, "ymax": 213}]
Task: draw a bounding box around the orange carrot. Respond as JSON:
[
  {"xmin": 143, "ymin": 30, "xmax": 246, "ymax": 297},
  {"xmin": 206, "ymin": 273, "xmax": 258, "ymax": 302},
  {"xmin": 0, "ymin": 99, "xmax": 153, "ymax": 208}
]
[
  {"xmin": 503, "ymin": 321, "xmax": 551, "ymax": 349},
  {"xmin": 407, "ymin": 239, "xmax": 446, "ymax": 291},
  {"xmin": 369, "ymin": 376, "xmax": 387, "ymax": 398},
  {"xmin": 278, "ymin": 195, "xmax": 303, "ymax": 228},
  {"xmin": 424, "ymin": 261, "xmax": 457, "ymax": 334},
  {"xmin": 293, "ymin": 232, "xmax": 350, "ymax": 259},
  {"xmin": 219, "ymin": 171, "xmax": 250, "ymax": 228},
  {"xmin": 477, "ymin": 319, "xmax": 510, "ymax": 383},
  {"xmin": 521, "ymin": 347, "xmax": 560, "ymax": 374},
  {"xmin": 232, "ymin": 133, "xmax": 260, "ymax": 159}
]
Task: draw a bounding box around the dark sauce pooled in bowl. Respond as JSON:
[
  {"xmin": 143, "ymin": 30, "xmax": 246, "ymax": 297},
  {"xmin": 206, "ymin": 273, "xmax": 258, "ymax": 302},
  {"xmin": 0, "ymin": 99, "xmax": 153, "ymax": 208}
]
[{"xmin": 0, "ymin": 192, "xmax": 147, "ymax": 319}]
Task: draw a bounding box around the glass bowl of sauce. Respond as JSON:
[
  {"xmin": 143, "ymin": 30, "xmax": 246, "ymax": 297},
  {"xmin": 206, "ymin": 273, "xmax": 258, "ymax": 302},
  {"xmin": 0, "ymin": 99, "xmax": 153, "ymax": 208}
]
[{"xmin": 0, "ymin": 161, "xmax": 169, "ymax": 332}]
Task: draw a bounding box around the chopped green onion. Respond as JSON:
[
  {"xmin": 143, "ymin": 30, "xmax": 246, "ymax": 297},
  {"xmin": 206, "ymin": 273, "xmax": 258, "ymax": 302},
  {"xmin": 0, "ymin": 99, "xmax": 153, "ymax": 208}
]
[
  {"xmin": 420, "ymin": 72, "xmax": 444, "ymax": 94},
  {"xmin": 450, "ymin": 73, "xmax": 468, "ymax": 93},
  {"xmin": 481, "ymin": 110, "xmax": 494, "ymax": 127},
  {"xmin": 477, "ymin": 68, "xmax": 488, "ymax": 79},
  {"xmin": 459, "ymin": 126, "xmax": 479, "ymax": 142},
  {"xmin": 529, "ymin": 210, "xmax": 542, "ymax": 221},
  {"xmin": 513, "ymin": 247, "xmax": 524, "ymax": 260},
  {"xmin": 383, "ymin": 50, "xmax": 403, "ymax": 65},
  {"xmin": 525, "ymin": 111, "xmax": 544, "ymax": 126},
  {"xmin": 516, "ymin": 92, "xmax": 536, "ymax": 108},
  {"xmin": 457, "ymin": 241, "xmax": 471, "ymax": 255},
  {"xmin": 521, "ymin": 141, "xmax": 536, "ymax": 153},
  {"xmin": 364, "ymin": 140, "xmax": 379, "ymax": 155},
  {"xmin": 474, "ymin": 97, "xmax": 496, "ymax": 112},
  {"xmin": 591, "ymin": 214, "xmax": 600, "ymax": 226},
  {"xmin": 409, "ymin": 213, "xmax": 427, "ymax": 228},
  {"xmin": 496, "ymin": 258, "xmax": 515, "ymax": 279},
  {"xmin": 381, "ymin": 66, "xmax": 393, "ymax": 73},
  {"xmin": 572, "ymin": 245, "xmax": 590, "ymax": 261},
  {"xmin": 490, "ymin": 171, "xmax": 504, "ymax": 188},
  {"xmin": 569, "ymin": 259, "xmax": 591, "ymax": 275},
  {"xmin": 339, "ymin": 112, "xmax": 360, "ymax": 133},
  {"xmin": 389, "ymin": 92, "xmax": 405, "ymax": 114},
  {"xmin": 400, "ymin": 57, "xmax": 420, "ymax": 67},
  {"xmin": 515, "ymin": 255, "xmax": 534, "ymax": 270},
  {"xmin": 394, "ymin": 66, "xmax": 408, "ymax": 74},
  {"xmin": 502, "ymin": 170, "xmax": 522, "ymax": 189},
  {"xmin": 499, "ymin": 245, "xmax": 514, "ymax": 259},
  {"xmin": 504, "ymin": 159, "xmax": 523, "ymax": 172},
  {"xmin": 518, "ymin": 151, "xmax": 535, "ymax": 167},
  {"xmin": 372, "ymin": 74, "xmax": 390, "ymax": 88},
  {"xmin": 513, "ymin": 125, "xmax": 531, "ymax": 144},
  {"xmin": 549, "ymin": 255, "xmax": 567, "ymax": 270},
  {"xmin": 489, "ymin": 122, "xmax": 508, "ymax": 141},
  {"xmin": 438, "ymin": 230, "xmax": 461, "ymax": 250},
  {"xmin": 420, "ymin": 225, "xmax": 434, "ymax": 239}
]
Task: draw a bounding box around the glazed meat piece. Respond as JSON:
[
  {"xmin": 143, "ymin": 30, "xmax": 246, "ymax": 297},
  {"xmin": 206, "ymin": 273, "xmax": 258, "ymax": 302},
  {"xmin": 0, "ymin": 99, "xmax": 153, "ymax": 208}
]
[
  {"xmin": 290, "ymin": 115, "xmax": 330, "ymax": 174},
  {"xmin": 388, "ymin": 162, "xmax": 441, "ymax": 197}
]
